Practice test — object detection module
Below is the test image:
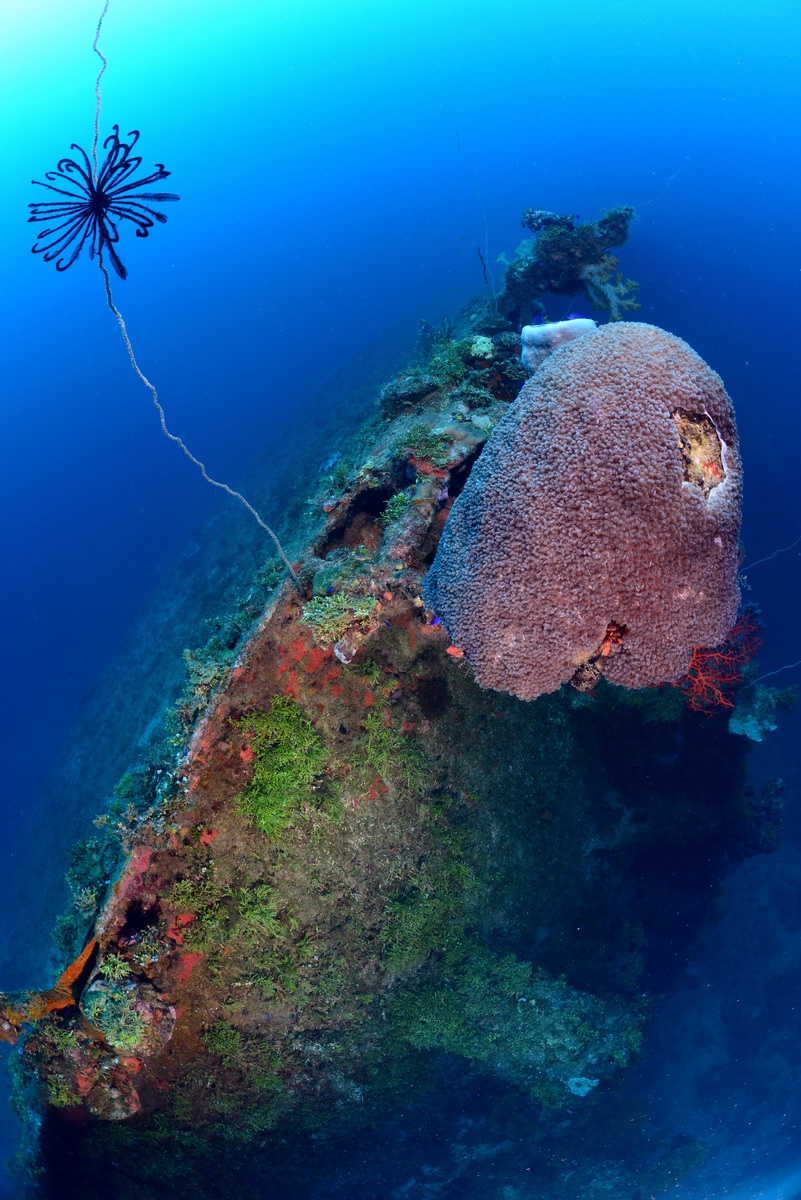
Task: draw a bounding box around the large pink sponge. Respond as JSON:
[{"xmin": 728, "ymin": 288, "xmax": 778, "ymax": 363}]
[{"xmin": 423, "ymin": 322, "xmax": 742, "ymax": 701}]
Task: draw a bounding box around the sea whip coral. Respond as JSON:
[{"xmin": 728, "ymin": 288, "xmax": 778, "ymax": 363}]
[{"xmin": 423, "ymin": 322, "xmax": 742, "ymax": 701}]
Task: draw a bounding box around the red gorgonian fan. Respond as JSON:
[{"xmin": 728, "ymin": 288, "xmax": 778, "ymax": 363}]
[
  {"xmin": 28, "ymin": 125, "xmax": 179, "ymax": 280},
  {"xmin": 669, "ymin": 608, "xmax": 762, "ymax": 713}
]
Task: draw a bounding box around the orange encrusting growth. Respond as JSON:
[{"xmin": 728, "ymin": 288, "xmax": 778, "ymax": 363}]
[{"xmin": 0, "ymin": 938, "xmax": 99, "ymax": 1043}]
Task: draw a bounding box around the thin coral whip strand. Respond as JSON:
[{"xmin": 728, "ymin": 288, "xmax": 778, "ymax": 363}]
[
  {"xmin": 98, "ymin": 259, "xmax": 302, "ymax": 591},
  {"xmin": 92, "ymin": 0, "xmax": 109, "ymax": 179},
  {"xmin": 30, "ymin": 0, "xmax": 301, "ymax": 592}
]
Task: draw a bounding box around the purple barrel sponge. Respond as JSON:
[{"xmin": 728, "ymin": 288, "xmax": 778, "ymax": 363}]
[{"xmin": 423, "ymin": 322, "xmax": 743, "ymax": 701}]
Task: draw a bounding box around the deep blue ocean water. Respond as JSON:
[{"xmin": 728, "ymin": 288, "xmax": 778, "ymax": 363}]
[{"xmin": 1, "ymin": 0, "xmax": 800, "ymax": 1195}]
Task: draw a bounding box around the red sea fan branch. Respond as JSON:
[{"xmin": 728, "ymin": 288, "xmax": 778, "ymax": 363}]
[{"xmin": 669, "ymin": 608, "xmax": 763, "ymax": 713}]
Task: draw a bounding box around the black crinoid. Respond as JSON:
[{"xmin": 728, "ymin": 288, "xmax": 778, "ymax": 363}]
[{"xmin": 28, "ymin": 125, "xmax": 179, "ymax": 280}]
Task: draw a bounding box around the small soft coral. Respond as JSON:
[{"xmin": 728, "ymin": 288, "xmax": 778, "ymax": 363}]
[
  {"xmin": 498, "ymin": 204, "xmax": 637, "ymax": 326},
  {"xmin": 301, "ymin": 592, "xmax": 378, "ymax": 647},
  {"xmin": 581, "ymin": 256, "xmax": 640, "ymax": 321}
]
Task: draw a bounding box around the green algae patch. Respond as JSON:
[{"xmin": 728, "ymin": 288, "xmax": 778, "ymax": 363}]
[
  {"xmin": 399, "ymin": 418, "xmax": 453, "ymax": 467},
  {"xmin": 592, "ymin": 677, "xmax": 686, "ymax": 723},
  {"xmin": 82, "ymin": 982, "xmax": 147, "ymax": 1052},
  {"xmin": 379, "ymin": 489, "xmax": 411, "ymax": 526},
  {"xmin": 202, "ymin": 1019, "xmax": 244, "ymax": 1067},
  {"xmin": 380, "ymin": 886, "xmax": 465, "ymax": 968},
  {"xmin": 358, "ymin": 707, "xmax": 428, "ymax": 795},
  {"xmin": 389, "ymin": 943, "xmax": 643, "ymax": 1109},
  {"xmin": 301, "ymin": 591, "xmax": 377, "ymax": 646},
  {"xmin": 233, "ymin": 696, "xmax": 331, "ymax": 838},
  {"xmin": 97, "ymin": 951, "xmax": 131, "ymax": 982}
]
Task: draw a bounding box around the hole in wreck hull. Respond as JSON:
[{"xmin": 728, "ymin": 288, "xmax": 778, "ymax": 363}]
[
  {"xmin": 116, "ymin": 898, "xmax": 160, "ymax": 941},
  {"xmin": 420, "ymin": 444, "xmax": 484, "ymax": 565},
  {"xmin": 318, "ymin": 440, "xmax": 483, "ymax": 566},
  {"xmin": 448, "ymin": 444, "xmax": 482, "ymax": 499},
  {"xmin": 318, "ymin": 486, "xmax": 395, "ymax": 557}
]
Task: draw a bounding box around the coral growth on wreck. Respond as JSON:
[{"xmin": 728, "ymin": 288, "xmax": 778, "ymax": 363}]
[
  {"xmin": 670, "ymin": 608, "xmax": 762, "ymax": 713},
  {"xmin": 7, "ymin": 210, "xmax": 783, "ymax": 1200},
  {"xmin": 498, "ymin": 204, "xmax": 639, "ymax": 326},
  {"xmin": 424, "ymin": 322, "xmax": 742, "ymax": 700}
]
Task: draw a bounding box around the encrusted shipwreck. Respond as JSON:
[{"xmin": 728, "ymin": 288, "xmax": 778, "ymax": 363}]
[
  {"xmin": 8, "ymin": 221, "xmax": 787, "ymax": 1200},
  {"xmin": 424, "ymin": 322, "xmax": 743, "ymax": 700}
]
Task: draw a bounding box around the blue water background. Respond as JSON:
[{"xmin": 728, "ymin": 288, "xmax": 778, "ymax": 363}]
[{"xmin": 0, "ymin": 0, "xmax": 800, "ymax": 1194}]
